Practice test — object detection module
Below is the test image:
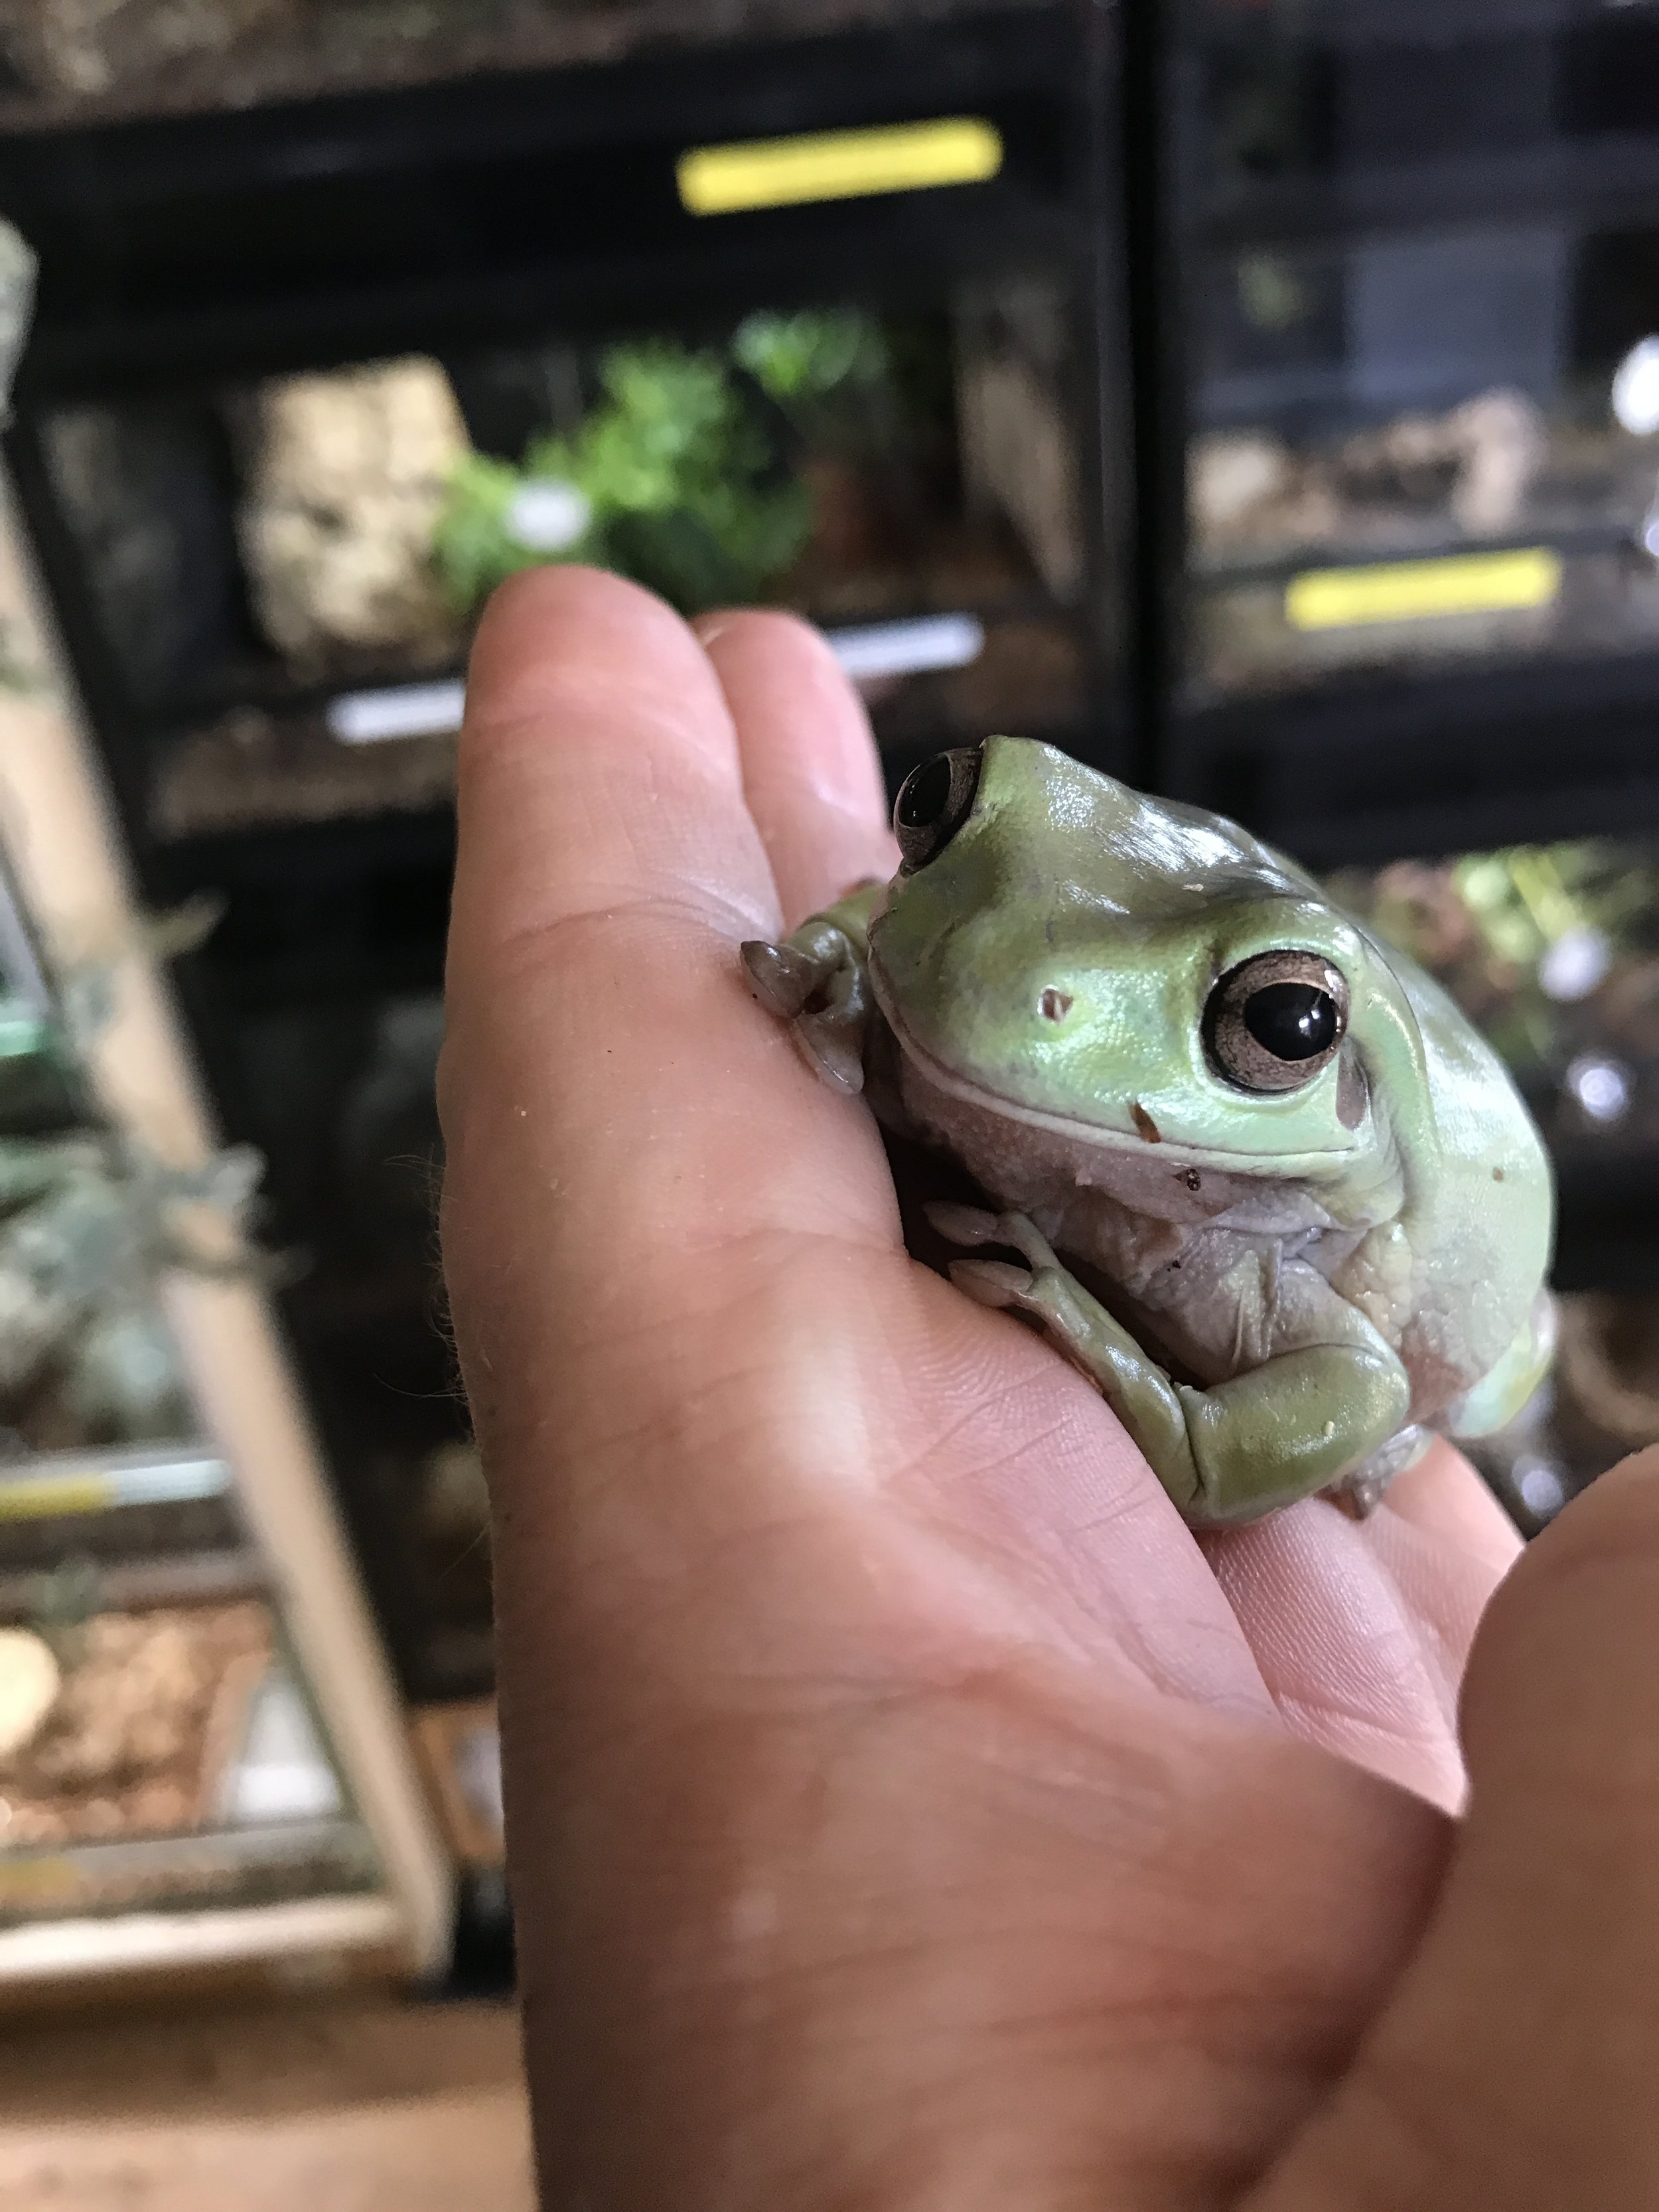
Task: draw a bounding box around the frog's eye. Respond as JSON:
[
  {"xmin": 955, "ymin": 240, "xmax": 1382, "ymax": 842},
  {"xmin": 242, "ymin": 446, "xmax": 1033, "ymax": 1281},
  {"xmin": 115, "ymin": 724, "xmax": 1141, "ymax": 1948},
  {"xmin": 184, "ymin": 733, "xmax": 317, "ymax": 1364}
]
[
  {"xmin": 1205, "ymin": 950, "xmax": 1349, "ymax": 1094},
  {"xmin": 893, "ymin": 746, "xmax": 983, "ymax": 873}
]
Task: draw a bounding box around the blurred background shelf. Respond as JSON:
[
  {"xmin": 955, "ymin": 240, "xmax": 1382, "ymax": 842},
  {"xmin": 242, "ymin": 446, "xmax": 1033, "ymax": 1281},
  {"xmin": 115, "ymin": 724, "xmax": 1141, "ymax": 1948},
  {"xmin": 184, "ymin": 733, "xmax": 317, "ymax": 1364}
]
[{"xmin": 0, "ymin": 425, "xmax": 453, "ymax": 2004}]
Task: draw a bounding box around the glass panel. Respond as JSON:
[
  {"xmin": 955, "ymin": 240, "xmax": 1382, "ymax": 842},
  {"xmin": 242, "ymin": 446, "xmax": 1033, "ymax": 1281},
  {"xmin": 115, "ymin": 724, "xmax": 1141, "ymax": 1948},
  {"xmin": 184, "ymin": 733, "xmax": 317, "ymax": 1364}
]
[
  {"xmin": 1196, "ymin": 0, "xmax": 1575, "ymax": 192},
  {"xmin": 1331, "ymin": 838, "xmax": 1659, "ymax": 1151},
  {"xmin": 41, "ymin": 277, "xmax": 1098, "ymax": 838},
  {"xmin": 1185, "ymin": 221, "xmax": 1659, "ymax": 700}
]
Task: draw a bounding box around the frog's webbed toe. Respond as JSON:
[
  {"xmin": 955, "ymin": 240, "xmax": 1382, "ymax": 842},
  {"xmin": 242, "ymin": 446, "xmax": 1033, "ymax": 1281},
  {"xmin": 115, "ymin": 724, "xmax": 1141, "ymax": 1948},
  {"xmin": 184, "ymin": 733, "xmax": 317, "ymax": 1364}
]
[
  {"xmin": 741, "ymin": 920, "xmax": 869, "ymax": 1097},
  {"xmin": 926, "ymin": 1203, "xmax": 1062, "ymax": 1271},
  {"xmin": 927, "ymin": 1206, "xmax": 1202, "ymax": 1509},
  {"xmin": 926, "ymin": 1206, "xmax": 1078, "ymax": 1323}
]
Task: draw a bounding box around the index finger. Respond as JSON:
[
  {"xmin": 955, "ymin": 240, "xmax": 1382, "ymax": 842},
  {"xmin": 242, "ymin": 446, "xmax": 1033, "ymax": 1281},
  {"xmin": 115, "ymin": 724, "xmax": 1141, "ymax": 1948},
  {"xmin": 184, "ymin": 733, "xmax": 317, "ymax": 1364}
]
[
  {"xmin": 445, "ymin": 565, "xmax": 773, "ymax": 986},
  {"xmin": 693, "ymin": 609, "xmax": 899, "ymax": 926},
  {"xmin": 439, "ymin": 569, "xmax": 900, "ymax": 1416}
]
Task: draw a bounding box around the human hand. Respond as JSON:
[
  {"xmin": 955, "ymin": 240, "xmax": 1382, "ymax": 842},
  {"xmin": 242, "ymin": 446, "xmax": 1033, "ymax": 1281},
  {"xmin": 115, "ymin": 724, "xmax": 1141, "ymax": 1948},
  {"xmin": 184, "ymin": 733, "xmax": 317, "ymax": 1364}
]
[{"xmin": 440, "ymin": 567, "xmax": 1659, "ymax": 2210}]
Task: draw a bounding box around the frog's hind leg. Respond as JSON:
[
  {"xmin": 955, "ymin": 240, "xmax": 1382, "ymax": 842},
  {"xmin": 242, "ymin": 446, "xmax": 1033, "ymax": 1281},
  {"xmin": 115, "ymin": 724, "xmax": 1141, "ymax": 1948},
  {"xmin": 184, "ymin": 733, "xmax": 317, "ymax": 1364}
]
[{"xmin": 930, "ymin": 1205, "xmax": 1411, "ymax": 1528}]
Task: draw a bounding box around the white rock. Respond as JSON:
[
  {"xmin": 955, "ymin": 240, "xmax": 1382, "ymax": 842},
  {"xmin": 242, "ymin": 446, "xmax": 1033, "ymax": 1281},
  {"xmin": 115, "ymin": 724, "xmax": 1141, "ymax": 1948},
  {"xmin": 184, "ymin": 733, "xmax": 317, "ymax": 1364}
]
[{"xmin": 0, "ymin": 1628, "xmax": 60, "ymax": 1761}]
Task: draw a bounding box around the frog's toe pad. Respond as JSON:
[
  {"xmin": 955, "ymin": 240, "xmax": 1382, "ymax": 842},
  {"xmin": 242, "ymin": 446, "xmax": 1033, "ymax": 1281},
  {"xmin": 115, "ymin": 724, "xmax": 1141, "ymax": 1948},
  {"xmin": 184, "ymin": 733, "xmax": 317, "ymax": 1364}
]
[
  {"xmin": 1326, "ymin": 1424, "xmax": 1432, "ymax": 1520},
  {"xmin": 741, "ymin": 940, "xmax": 820, "ymax": 1018},
  {"xmin": 794, "ymin": 1017, "xmax": 865, "ymax": 1098},
  {"xmin": 925, "ymin": 1202, "xmax": 1003, "ymax": 1248},
  {"xmin": 1329, "ymin": 1476, "xmax": 1387, "ymax": 1522},
  {"xmin": 949, "ymin": 1258, "xmax": 1036, "ymax": 1309}
]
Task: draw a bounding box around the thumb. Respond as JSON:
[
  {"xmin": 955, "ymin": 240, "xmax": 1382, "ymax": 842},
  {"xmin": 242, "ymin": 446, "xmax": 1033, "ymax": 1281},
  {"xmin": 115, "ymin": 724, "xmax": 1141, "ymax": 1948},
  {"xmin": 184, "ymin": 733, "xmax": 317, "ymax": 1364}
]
[{"xmin": 1252, "ymin": 1445, "xmax": 1659, "ymax": 2211}]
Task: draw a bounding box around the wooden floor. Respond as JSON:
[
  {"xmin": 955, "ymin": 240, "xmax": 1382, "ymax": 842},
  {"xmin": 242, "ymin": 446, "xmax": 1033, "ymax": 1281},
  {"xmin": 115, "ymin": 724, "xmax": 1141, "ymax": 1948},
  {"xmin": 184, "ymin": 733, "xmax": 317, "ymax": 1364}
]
[{"xmin": 0, "ymin": 1993, "xmax": 534, "ymax": 2210}]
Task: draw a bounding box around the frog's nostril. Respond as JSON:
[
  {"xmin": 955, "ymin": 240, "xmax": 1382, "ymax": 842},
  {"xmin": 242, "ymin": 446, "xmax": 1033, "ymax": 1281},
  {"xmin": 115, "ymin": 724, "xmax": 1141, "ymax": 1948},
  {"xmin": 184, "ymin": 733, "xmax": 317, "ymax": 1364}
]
[{"xmin": 1039, "ymin": 988, "xmax": 1073, "ymax": 1022}]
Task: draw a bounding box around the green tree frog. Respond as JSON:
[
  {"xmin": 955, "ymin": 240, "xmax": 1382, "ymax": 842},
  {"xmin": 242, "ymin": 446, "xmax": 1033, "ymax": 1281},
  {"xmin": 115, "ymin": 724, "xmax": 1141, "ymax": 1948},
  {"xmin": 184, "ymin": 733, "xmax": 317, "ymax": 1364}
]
[{"xmin": 743, "ymin": 736, "xmax": 1554, "ymax": 1526}]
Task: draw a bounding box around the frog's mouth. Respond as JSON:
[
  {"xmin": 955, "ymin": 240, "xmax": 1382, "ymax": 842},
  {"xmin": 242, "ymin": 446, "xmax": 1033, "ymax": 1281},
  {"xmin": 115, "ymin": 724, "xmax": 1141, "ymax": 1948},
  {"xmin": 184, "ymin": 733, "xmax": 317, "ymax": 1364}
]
[{"xmin": 869, "ymin": 966, "xmax": 1360, "ymax": 1179}]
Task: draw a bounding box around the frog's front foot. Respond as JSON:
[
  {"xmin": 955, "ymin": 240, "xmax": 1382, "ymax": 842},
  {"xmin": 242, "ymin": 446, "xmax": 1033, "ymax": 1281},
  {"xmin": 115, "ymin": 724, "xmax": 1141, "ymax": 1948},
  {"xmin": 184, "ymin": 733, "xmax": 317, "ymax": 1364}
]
[
  {"xmin": 926, "ymin": 1203, "xmax": 1204, "ymax": 1515},
  {"xmin": 928, "ymin": 1204, "xmax": 1072, "ymax": 1313},
  {"xmin": 926, "ymin": 1203, "xmax": 1413, "ymax": 1528},
  {"xmin": 741, "ymin": 920, "xmax": 869, "ymax": 1096}
]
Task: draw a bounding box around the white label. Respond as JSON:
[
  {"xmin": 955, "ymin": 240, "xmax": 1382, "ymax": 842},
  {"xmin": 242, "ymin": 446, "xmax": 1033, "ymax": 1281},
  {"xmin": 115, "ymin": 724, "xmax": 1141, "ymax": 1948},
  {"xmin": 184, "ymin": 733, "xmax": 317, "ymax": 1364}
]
[
  {"xmin": 328, "ymin": 680, "xmax": 467, "ymax": 745},
  {"xmin": 826, "ymin": 613, "xmax": 985, "ymax": 682},
  {"xmin": 506, "ymin": 480, "xmax": 592, "ymax": 552}
]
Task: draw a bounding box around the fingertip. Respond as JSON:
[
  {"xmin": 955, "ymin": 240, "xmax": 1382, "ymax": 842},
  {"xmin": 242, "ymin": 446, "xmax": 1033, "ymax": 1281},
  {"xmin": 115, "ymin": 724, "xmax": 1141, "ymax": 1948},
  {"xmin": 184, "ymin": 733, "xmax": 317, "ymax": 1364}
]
[
  {"xmin": 447, "ymin": 564, "xmax": 774, "ymax": 993},
  {"xmin": 472, "ymin": 560, "xmax": 689, "ymax": 671},
  {"xmin": 1459, "ymin": 1444, "xmax": 1659, "ymax": 1790},
  {"xmin": 695, "ymin": 607, "xmax": 899, "ymax": 922},
  {"xmin": 463, "ymin": 563, "xmax": 735, "ymax": 776},
  {"xmin": 1471, "ymin": 1441, "xmax": 1659, "ymax": 1633}
]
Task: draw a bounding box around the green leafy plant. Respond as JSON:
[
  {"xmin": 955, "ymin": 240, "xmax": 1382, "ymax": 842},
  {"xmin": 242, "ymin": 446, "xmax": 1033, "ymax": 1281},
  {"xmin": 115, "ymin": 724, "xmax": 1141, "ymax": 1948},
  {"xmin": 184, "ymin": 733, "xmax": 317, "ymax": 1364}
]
[
  {"xmin": 733, "ymin": 309, "xmax": 891, "ymax": 415},
  {"xmin": 1335, "ymin": 843, "xmax": 1659, "ymax": 1080},
  {"xmin": 433, "ymin": 339, "xmax": 815, "ymax": 617}
]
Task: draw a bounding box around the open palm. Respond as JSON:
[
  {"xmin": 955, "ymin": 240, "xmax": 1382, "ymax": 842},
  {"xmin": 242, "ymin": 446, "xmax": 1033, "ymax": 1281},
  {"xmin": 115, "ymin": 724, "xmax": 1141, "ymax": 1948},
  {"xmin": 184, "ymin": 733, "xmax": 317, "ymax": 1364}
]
[{"xmin": 441, "ymin": 567, "xmax": 1659, "ymax": 2211}]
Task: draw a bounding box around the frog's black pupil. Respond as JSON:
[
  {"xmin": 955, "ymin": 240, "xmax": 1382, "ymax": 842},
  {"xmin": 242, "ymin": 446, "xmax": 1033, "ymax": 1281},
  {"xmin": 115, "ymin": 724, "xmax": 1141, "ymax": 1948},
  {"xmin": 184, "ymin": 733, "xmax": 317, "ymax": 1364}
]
[
  {"xmin": 897, "ymin": 755, "xmax": 954, "ymax": 831},
  {"xmin": 1244, "ymin": 983, "xmax": 1338, "ymax": 1061}
]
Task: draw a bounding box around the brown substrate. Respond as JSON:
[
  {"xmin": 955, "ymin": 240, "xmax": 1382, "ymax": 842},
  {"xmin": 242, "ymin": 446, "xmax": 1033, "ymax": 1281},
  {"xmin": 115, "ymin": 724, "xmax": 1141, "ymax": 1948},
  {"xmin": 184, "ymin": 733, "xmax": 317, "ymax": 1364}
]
[
  {"xmin": 0, "ymin": 1600, "xmax": 273, "ymax": 1846},
  {"xmin": 156, "ymin": 709, "xmax": 460, "ymax": 838},
  {"xmin": 0, "ymin": 0, "xmax": 1051, "ymax": 133}
]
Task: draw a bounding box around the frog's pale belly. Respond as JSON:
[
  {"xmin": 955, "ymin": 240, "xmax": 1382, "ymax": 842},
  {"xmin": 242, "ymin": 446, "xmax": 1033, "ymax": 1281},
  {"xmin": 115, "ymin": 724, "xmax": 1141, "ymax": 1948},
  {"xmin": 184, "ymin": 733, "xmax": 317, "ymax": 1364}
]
[{"xmin": 895, "ymin": 1035, "xmax": 1488, "ymax": 1422}]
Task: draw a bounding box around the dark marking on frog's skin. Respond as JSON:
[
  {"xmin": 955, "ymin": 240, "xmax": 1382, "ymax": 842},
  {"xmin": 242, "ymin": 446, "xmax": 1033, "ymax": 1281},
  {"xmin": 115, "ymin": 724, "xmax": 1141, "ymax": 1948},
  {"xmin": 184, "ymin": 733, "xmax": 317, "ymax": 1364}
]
[
  {"xmin": 1493, "ymin": 1167, "xmax": 1506, "ymax": 1182},
  {"xmin": 1180, "ymin": 1167, "xmax": 1202, "ymax": 1193},
  {"xmin": 1131, "ymin": 1102, "xmax": 1162, "ymax": 1143},
  {"xmin": 1039, "ymin": 988, "xmax": 1073, "ymax": 1021},
  {"xmin": 1336, "ymin": 1049, "xmax": 1368, "ymax": 1132}
]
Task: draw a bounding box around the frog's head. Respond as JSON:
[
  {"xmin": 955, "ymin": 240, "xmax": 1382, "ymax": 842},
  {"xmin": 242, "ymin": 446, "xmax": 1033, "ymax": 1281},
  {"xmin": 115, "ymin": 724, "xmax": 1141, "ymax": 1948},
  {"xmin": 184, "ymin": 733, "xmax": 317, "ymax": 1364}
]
[{"xmin": 869, "ymin": 736, "xmax": 1429, "ymax": 1175}]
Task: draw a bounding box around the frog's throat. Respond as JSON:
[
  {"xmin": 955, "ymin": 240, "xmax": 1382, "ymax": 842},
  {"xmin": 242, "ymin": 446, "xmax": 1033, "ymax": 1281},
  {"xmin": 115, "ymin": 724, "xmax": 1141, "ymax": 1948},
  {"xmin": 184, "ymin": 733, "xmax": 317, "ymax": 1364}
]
[{"xmin": 869, "ymin": 970, "xmax": 1362, "ymax": 1179}]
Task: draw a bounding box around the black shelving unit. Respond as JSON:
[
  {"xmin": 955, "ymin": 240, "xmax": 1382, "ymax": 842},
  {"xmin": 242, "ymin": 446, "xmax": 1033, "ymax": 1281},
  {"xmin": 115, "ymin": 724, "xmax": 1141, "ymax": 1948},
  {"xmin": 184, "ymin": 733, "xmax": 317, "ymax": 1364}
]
[
  {"xmin": 0, "ymin": 0, "xmax": 1128, "ymax": 1701},
  {"xmin": 1132, "ymin": 1, "xmax": 1659, "ymax": 1304},
  {"xmin": 1147, "ymin": 0, "xmax": 1659, "ymax": 856}
]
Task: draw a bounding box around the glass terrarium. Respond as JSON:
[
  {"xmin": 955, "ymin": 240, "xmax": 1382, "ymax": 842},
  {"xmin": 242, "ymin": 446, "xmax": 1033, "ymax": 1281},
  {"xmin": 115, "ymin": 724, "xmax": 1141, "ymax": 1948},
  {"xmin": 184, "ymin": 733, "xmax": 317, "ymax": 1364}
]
[
  {"xmin": 1460, "ymin": 1288, "xmax": 1659, "ymax": 1536},
  {"xmin": 1184, "ymin": 218, "xmax": 1659, "ymax": 702},
  {"xmin": 0, "ymin": 0, "xmax": 1048, "ymax": 131},
  {"xmin": 37, "ymin": 282, "xmax": 1097, "ymax": 840},
  {"xmin": 1332, "ymin": 834, "xmax": 1659, "ymax": 1160},
  {"xmin": 0, "ymin": 859, "xmax": 386, "ymax": 1937}
]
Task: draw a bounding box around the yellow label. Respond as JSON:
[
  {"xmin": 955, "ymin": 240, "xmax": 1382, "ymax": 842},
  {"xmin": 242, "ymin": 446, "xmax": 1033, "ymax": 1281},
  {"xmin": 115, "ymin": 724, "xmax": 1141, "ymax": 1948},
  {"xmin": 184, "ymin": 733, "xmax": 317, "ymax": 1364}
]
[
  {"xmin": 1285, "ymin": 548, "xmax": 1563, "ymax": 631},
  {"xmin": 677, "ymin": 117, "xmax": 1004, "ymax": 216},
  {"xmin": 0, "ymin": 1471, "xmax": 114, "ymax": 1520}
]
